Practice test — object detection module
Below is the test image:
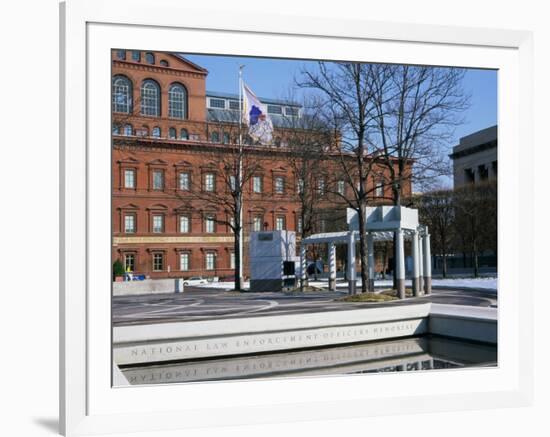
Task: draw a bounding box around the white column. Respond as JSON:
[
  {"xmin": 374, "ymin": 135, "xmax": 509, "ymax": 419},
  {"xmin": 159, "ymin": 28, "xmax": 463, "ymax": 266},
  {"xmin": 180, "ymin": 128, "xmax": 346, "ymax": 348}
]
[
  {"xmin": 300, "ymin": 244, "xmax": 307, "ymax": 290},
  {"xmin": 423, "ymin": 229, "xmax": 432, "ymax": 294},
  {"xmin": 367, "ymin": 232, "xmax": 375, "ymax": 292},
  {"xmin": 418, "ymin": 233, "xmax": 424, "ymax": 293},
  {"xmin": 328, "ymin": 242, "xmax": 337, "ymax": 291},
  {"xmin": 411, "ymin": 231, "xmax": 420, "ymax": 297},
  {"xmin": 347, "ymin": 231, "xmax": 356, "ymax": 295},
  {"xmin": 395, "ymin": 228, "xmax": 406, "ymax": 299}
]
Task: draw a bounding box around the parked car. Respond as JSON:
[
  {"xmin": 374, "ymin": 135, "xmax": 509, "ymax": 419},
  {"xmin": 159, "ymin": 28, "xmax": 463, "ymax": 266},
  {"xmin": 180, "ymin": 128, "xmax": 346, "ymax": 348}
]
[{"xmin": 182, "ymin": 276, "xmax": 208, "ymax": 286}]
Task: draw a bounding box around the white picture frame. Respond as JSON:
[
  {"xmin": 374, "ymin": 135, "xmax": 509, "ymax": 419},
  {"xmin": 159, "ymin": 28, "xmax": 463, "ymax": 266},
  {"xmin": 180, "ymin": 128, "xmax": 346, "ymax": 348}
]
[{"xmin": 60, "ymin": 0, "xmax": 534, "ymax": 435}]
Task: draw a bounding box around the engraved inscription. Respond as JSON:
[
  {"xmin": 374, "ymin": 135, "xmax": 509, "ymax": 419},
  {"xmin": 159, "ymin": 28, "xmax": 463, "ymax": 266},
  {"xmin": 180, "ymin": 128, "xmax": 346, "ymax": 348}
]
[{"xmin": 115, "ymin": 319, "xmax": 427, "ymax": 365}]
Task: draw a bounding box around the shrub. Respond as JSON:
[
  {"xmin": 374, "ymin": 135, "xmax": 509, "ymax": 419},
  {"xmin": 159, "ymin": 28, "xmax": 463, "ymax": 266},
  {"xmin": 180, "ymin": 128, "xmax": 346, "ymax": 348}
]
[{"xmin": 113, "ymin": 259, "xmax": 125, "ymax": 279}]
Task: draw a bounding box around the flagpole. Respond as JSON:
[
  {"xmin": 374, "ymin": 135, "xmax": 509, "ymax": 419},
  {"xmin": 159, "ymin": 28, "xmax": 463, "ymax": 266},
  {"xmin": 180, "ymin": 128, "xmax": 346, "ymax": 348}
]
[{"xmin": 238, "ymin": 65, "xmax": 244, "ymax": 290}]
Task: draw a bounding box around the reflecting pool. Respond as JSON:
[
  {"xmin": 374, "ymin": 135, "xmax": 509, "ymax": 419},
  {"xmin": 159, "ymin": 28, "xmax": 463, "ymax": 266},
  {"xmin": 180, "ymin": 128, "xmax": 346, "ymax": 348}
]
[{"xmin": 119, "ymin": 335, "xmax": 497, "ymax": 385}]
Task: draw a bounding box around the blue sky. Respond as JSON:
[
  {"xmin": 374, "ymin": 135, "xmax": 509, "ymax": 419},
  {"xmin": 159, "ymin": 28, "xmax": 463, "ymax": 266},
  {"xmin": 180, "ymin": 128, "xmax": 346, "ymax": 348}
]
[{"xmin": 185, "ymin": 53, "xmax": 497, "ymax": 155}]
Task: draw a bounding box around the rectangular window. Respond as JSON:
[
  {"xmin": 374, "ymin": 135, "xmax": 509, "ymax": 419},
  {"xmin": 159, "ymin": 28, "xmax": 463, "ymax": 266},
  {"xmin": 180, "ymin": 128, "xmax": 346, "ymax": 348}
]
[
  {"xmin": 152, "ymin": 215, "xmax": 164, "ymax": 233},
  {"xmin": 297, "ymin": 217, "xmax": 303, "ymax": 234},
  {"xmin": 179, "ymin": 172, "xmax": 190, "ymax": 191},
  {"xmin": 230, "ymin": 252, "xmax": 235, "ymax": 269},
  {"xmin": 152, "ymin": 170, "xmax": 164, "ymax": 190},
  {"xmin": 229, "ymin": 175, "xmax": 236, "ymax": 191},
  {"xmin": 297, "ymin": 178, "xmax": 304, "ymax": 194},
  {"xmin": 285, "ymin": 106, "xmax": 299, "ymax": 116},
  {"xmin": 253, "ymin": 176, "xmax": 262, "ymax": 193},
  {"xmin": 124, "ymin": 214, "xmax": 136, "ymax": 233},
  {"xmin": 229, "ymin": 100, "xmax": 240, "ymax": 110},
  {"xmin": 276, "ymin": 216, "xmax": 286, "ymax": 231},
  {"xmin": 124, "ymin": 254, "xmax": 135, "ymax": 272},
  {"xmin": 275, "ymin": 176, "xmax": 285, "ymax": 194},
  {"xmin": 209, "ymin": 98, "xmax": 226, "ymax": 109},
  {"xmin": 337, "ymin": 180, "xmax": 345, "ymax": 195},
  {"xmin": 319, "ymin": 219, "xmax": 327, "ymax": 232},
  {"xmin": 180, "ymin": 253, "xmax": 189, "ymax": 271},
  {"xmin": 205, "ymin": 252, "xmax": 216, "ymax": 270},
  {"xmin": 204, "ymin": 173, "xmax": 215, "ymax": 192},
  {"xmin": 375, "ymin": 181, "xmax": 384, "ymax": 197},
  {"xmin": 267, "ymin": 105, "xmax": 282, "ymax": 115},
  {"xmin": 253, "ymin": 215, "xmax": 262, "ymax": 232},
  {"xmin": 153, "ymin": 253, "xmax": 164, "ymax": 271},
  {"xmin": 205, "ymin": 215, "xmax": 215, "ymax": 233},
  {"xmin": 317, "ymin": 178, "xmax": 325, "ymax": 196},
  {"xmin": 124, "ymin": 169, "xmax": 136, "ymax": 189},
  {"xmin": 179, "ymin": 215, "xmax": 190, "ymax": 233}
]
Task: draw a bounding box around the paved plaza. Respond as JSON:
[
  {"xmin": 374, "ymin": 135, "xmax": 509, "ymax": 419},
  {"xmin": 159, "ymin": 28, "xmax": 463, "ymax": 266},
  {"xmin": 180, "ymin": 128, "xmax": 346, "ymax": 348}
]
[{"xmin": 113, "ymin": 284, "xmax": 497, "ymax": 326}]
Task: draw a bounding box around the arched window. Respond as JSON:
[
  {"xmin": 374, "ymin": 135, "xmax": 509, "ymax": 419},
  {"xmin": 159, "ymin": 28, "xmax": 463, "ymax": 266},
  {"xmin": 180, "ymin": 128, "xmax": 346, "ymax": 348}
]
[
  {"xmin": 152, "ymin": 126, "xmax": 161, "ymax": 138},
  {"xmin": 160, "ymin": 60, "xmax": 169, "ymax": 67},
  {"xmin": 210, "ymin": 131, "xmax": 220, "ymax": 143},
  {"xmin": 168, "ymin": 127, "xmax": 176, "ymax": 139},
  {"xmin": 180, "ymin": 129, "xmax": 189, "ymax": 140},
  {"xmin": 145, "ymin": 52, "xmax": 155, "ymax": 64},
  {"xmin": 131, "ymin": 51, "xmax": 141, "ymax": 62},
  {"xmin": 123, "ymin": 124, "xmax": 133, "ymax": 136},
  {"xmin": 168, "ymin": 83, "xmax": 187, "ymax": 119},
  {"xmin": 222, "ymin": 132, "xmax": 230, "ymax": 144},
  {"xmin": 112, "ymin": 75, "xmax": 132, "ymax": 113},
  {"xmin": 140, "ymin": 79, "xmax": 160, "ymax": 116},
  {"xmin": 112, "ymin": 125, "xmax": 120, "ymax": 135},
  {"xmin": 116, "ymin": 50, "xmax": 126, "ymax": 60}
]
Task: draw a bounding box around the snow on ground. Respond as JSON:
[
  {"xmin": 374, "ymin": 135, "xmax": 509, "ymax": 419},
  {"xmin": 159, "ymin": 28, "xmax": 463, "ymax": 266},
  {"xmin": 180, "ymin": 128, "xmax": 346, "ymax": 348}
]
[
  {"xmin": 431, "ymin": 277, "xmax": 497, "ymax": 290},
  {"xmin": 372, "ymin": 277, "xmax": 497, "ymax": 290},
  {"xmin": 194, "ymin": 281, "xmax": 250, "ymax": 290}
]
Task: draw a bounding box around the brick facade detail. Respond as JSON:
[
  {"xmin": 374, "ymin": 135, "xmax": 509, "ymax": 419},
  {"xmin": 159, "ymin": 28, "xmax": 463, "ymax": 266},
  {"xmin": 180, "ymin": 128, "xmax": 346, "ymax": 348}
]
[{"xmin": 111, "ymin": 50, "xmax": 411, "ymax": 279}]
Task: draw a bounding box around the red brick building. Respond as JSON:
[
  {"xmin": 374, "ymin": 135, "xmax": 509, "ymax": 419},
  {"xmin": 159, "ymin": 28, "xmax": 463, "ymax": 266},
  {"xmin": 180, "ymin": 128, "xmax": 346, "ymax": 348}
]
[{"xmin": 112, "ymin": 50, "xmax": 410, "ymax": 279}]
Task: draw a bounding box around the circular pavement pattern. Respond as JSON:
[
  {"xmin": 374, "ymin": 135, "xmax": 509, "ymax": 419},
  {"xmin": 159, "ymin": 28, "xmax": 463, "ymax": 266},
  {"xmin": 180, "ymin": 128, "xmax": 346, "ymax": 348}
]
[{"xmin": 112, "ymin": 286, "xmax": 497, "ymax": 326}]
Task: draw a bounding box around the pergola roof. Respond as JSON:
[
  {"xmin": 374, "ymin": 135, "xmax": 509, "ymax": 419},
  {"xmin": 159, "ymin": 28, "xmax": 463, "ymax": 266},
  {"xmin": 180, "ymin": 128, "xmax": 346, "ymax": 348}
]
[{"xmin": 302, "ymin": 229, "xmax": 422, "ymax": 245}]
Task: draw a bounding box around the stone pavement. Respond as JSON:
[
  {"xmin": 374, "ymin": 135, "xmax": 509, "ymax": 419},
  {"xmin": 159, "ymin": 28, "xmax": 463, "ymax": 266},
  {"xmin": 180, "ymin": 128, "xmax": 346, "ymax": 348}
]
[{"xmin": 113, "ymin": 285, "xmax": 497, "ymax": 326}]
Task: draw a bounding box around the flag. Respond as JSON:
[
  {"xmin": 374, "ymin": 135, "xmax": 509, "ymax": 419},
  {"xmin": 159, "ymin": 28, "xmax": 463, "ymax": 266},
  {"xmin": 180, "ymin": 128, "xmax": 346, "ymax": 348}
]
[{"xmin": 242, "ymin": 83, "xmax": 273, "ymax": 145}]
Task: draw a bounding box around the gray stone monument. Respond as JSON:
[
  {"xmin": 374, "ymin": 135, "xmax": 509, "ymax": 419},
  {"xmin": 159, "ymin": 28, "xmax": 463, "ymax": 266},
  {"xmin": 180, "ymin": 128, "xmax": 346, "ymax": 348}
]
[{"xmin": 249, "ymin": 230, "xmax": 298, "ymax": 292}]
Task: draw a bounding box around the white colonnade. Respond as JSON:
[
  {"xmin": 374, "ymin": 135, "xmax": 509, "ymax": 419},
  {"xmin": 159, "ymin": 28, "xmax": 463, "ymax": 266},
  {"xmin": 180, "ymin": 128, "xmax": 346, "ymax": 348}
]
[
  {"xmin": 299, "ymin": 227, "xmax": 432, "ymax": 298},
  {"xmin": 300, "ymin": 207, "xmax": 432, "ymax": 299}
]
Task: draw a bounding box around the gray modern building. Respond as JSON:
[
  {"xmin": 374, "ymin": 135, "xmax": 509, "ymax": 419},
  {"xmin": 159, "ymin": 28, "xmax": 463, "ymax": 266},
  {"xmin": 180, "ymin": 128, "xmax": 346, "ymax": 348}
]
[{"xmin": 449, "ymin": 125, "xmax": 497, "ymax": 188}]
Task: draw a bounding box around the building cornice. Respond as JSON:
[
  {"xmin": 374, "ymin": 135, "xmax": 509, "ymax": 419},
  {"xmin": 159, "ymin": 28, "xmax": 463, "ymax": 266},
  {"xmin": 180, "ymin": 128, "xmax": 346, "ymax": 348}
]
[
  {"xmin": 113, "ymin": 60, "xmax": 207, "ymax": 79},
  {"xmin": 449, "ymin": 140, "xmax": 497, "ymax": 160}
]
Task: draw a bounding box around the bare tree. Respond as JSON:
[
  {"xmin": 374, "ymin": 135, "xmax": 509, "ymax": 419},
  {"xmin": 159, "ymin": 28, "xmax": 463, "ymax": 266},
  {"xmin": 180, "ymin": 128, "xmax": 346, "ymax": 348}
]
[
  {"xmin": 453, "ymin": 180, "xmax": 497, "ymax": 277},
  {"xmin": 298, "ymin": 62, "xmax": 390, "ymax": 293},
  {"xmin": 415, "ymin": 188, "xmax": 455, "ymax": 278},
  {"xmin": 175, "ymin": 120, "xmax": 261, "ymax": 291},
  {"xmin": 276, "ymin": 96, "xmax": 336, "ymax": 288},
  {"xmin": 369, "ymin": 65, "xmax": 470, "ymax": 203},
  {"xmin": 362, "ymin": 64, "xmax": 469, "ymax": 287}
]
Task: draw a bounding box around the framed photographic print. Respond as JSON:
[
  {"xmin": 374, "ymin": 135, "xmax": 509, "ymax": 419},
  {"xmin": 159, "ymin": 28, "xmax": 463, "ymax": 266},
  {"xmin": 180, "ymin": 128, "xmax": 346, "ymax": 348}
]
[{"xmin": 60, "ymin": 0, "xmax": 534, "ymax": 435}]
